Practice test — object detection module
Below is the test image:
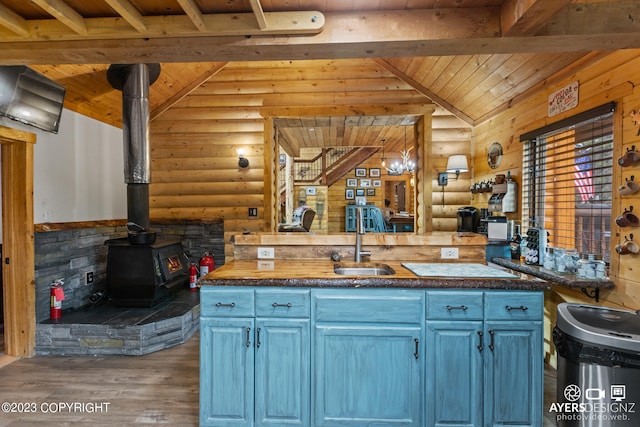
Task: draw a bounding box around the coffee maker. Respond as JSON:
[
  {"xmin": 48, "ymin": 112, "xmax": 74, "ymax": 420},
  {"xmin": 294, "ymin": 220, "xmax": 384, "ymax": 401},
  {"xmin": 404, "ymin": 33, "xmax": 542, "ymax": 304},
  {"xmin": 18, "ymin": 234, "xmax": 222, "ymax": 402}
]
[{"xmin": 457, "ymin": 206, "xmax": 479, "ymax": 232}]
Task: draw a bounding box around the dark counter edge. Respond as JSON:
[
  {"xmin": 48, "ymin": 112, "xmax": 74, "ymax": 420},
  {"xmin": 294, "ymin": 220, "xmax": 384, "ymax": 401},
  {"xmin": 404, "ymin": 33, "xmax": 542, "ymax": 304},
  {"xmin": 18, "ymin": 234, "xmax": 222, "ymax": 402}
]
[
  {"xmin": 491, "ymin": 257, "xmax": 615, "ymax": 290},
  {"xmin": 199, "ymin": 277, "xmax": 551, "ymax": 291}
]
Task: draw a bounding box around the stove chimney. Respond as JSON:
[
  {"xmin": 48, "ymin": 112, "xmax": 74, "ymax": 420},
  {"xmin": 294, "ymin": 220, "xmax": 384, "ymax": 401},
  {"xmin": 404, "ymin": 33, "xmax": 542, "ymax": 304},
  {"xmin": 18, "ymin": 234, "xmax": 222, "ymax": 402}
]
[{"xmin": 107, "ymin": 63, "xmax": 161, "ymax": 230}]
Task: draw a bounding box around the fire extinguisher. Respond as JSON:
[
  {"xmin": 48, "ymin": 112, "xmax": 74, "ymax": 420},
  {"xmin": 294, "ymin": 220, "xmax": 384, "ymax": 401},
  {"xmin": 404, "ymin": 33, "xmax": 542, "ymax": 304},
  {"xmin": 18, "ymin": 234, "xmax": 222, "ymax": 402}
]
[
  {"xmin": 50, "ymin": 278, "xmax": 65, "ymax": 319},
  {"xmin": 199, "ymin": 252, "xmax": 215, "ymax": 278},
  {"xmin": 189, "ymin": 264, "xmax": 198, "ymax": 291}
]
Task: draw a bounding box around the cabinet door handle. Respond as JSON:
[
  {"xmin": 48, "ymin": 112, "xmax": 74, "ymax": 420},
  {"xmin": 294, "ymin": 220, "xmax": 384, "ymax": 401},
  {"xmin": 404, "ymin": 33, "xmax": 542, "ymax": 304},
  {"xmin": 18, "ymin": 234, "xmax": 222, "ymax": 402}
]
[
  {"xmin": 489, "ymin": 329, "xmax": 495, "ymax": 351},
  {"xmin": 446, "ymin": 305, "xmax": 468, "ymax": 311},
  {"xmin": 413, "ymin": 338, "xmax": 419, "ymax": 360},
  {"xmin": 245, "ymin": 327, "xmax": 251, "ymax": 347},
  {"xmin": 477, "ymin": 331, "xmax": 483, "ymax": 352},
  {"xmin": 272, "ymin": 302, "xmax": 292, "ymax": 308},
  {"xmin": 256, "ymin": 328, "xmax": 261, "ymax": 348},
  {"xmin": 505, "ymin": 305, "xmax": 528, "ymax": 311},
  {"xmin": 215, "ymin": 302, "xmax": 235, "ymax": 308}
]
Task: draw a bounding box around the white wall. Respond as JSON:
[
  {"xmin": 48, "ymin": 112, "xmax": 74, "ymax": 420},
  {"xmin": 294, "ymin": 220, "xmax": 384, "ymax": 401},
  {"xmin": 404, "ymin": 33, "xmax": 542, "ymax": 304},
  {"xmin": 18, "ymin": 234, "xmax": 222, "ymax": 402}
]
[{"xmin": 0, "ymin": 109, "xmax": 126, "ymax": 229}]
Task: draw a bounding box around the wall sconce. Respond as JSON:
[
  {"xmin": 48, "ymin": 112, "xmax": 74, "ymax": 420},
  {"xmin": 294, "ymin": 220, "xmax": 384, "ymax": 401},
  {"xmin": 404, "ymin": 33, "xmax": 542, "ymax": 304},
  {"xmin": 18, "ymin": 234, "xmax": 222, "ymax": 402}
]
[
  {"xmin": 237, "ymin": 148, "xmax": 249, "ymax": 168},
  {"xmin": 438, "ymin": 155, "xmax": 469, "ymax": 186}
]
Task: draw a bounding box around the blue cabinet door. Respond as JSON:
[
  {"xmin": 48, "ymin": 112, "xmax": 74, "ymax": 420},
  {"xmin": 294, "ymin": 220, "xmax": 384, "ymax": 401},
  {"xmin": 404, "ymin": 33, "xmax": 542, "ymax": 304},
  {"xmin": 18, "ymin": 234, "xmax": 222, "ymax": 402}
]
[
  {"xmin": 426, "ymin": 320, "xmax": 483, "ymax": 427},
  {"xmin": 255, "ymin": 318, "xmax": 310, "ymax": 426},
  {"xmin": 314, "ymin": 325, "xmax": 423, "ymax": 426},
  {"xmin": 483, "ymin": 321, "xmax": 543, "ymax": 427},
  {"xmin": 200, "ymin": 317, "xmax": 255, "ymax": 427}
]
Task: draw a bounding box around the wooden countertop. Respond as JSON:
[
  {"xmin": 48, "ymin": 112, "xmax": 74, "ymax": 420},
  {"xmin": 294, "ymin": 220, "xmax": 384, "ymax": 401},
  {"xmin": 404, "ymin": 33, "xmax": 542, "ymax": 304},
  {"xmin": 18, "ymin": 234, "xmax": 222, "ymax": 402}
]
[{"xmin": 199, "ymin": 260, "xmax": 551, "ymax": 291}]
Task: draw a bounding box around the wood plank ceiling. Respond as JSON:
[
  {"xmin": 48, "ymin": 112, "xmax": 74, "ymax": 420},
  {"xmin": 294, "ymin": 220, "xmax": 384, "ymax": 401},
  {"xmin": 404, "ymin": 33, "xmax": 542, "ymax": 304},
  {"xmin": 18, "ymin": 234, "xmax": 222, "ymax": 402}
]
[{"xmin": 1, "ymin": 1, "xmax": 639, "ymax": 154}]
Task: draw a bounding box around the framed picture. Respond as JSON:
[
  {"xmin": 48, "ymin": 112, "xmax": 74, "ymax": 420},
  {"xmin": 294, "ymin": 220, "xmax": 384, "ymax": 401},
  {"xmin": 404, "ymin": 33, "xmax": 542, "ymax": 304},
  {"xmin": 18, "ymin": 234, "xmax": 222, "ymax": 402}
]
[
  {"xmin": 278, "ymin": 154, "xmax": 286, "ymax": 165},
  {"xmin": 373, "ymin": 179, "xmax": 382, "ymax": 187},
  {"xmin": 360, "ymin": 179, "xmax": 371, "ymax": 188},
  {"xmin": 369, "ymin": 168, "xmax": 381, "ymax": 177},
  {"xmin": 366, "ymin": 188, "xmax": 376, "ymax": 196},
  {"xmin": 355, "ymin": 168, "xmax": 367, "ymax": 177},
  {"xmin": 356, "ymin": 196, "xmax": 367, "ymax": 206},
  {"xmin": 346, "ymin": 178, "xmax": 357, "ymax": 187},
  {"xmin": 356, "ymin": 189, "xmax": 365, "ymax": 196},
  {"xmin": 306, "ymin": 186, "xmax": 316, "ymax": 195},
  {"xmin": 345, "ymin": 189, "xmax": 355, "ymax": 200}
]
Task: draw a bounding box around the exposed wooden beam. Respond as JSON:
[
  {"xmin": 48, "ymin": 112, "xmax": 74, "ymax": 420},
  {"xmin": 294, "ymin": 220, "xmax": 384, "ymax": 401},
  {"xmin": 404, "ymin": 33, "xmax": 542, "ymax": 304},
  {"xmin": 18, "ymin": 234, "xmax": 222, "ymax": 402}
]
[
  {"xmin": 30, "ymin": 0, "xmax": 87, "ymax": 35},
  {"xmin": 104, "ymin": 0, "xmax": 147, "ymax": 33},
  {"xmin": 176, "ymin": 0, "xmax": 207, "ymax": 32},
  {"xmin": 501, "ymin": 0, "xmax": 572, "ymax": 36},
  {"xmin": 0, "ymin": 3, "xmax": 29, "ymax": 37},
  {"xmin": 2, "ymin": 8, "xmax": 640, "ymax": 64},
  {"xmin": 150, "ymin": 63, "xmax": 229, "ymax": 121},
  {"xmin": 372, "ymin": 59, "xmax": 474, "ymax": 127},
  {"xmin": 540, "ymin": 1, "xmax": 640, "ymax": 36},
  {"xmin": 249, "ymin": 0, "xmax": 268, "ymax": 30},
  {"xmin": 0, "ymin": 10, "xmax": 324, "ymax": 44}
]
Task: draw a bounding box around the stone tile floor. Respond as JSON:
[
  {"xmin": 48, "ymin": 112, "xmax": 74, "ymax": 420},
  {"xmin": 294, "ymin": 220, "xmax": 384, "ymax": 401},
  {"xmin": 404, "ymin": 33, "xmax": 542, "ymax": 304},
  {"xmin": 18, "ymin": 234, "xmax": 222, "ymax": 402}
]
[{"xmin": 36, "ymin": 288, "xmax": 200, "ymax": 356}]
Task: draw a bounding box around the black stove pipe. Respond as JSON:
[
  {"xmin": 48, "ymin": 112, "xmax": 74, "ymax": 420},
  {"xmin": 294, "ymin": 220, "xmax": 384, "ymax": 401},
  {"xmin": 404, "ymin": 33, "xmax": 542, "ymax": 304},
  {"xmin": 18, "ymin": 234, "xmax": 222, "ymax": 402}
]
[{"xmin": 107, "ymin": 63, "xmax": 160, "ymax": 231}]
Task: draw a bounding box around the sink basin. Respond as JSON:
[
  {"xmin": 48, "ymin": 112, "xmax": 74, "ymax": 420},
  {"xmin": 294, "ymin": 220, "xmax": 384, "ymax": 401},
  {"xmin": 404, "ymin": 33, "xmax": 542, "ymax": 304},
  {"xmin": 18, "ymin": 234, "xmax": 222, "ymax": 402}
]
[{"xmin": 334, "ymin": 262, "xmax": 395, "ymax": 276}]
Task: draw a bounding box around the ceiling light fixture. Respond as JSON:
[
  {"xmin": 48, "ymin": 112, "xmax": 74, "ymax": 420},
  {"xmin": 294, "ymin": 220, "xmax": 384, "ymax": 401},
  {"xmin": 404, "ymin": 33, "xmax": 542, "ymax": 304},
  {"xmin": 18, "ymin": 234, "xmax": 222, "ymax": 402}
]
[{"xmin": 385, "ymin": 127, "xmax": 415, "ymax": 176}]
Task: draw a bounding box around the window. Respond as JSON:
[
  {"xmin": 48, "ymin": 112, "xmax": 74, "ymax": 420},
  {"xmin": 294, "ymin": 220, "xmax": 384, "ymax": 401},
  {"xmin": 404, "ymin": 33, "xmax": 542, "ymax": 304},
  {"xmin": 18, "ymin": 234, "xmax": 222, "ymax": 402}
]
[{"xmin": 521, "ymin": 103, "xmax": 615, "ymax": 262}]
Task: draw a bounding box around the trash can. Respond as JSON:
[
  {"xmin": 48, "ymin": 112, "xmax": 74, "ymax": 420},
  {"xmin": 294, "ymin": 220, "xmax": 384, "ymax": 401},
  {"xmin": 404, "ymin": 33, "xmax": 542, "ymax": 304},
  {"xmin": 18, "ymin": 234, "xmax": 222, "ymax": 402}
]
[{"xmin": 553, "ymin": 303, "xmax": 640, "ymax": 426}]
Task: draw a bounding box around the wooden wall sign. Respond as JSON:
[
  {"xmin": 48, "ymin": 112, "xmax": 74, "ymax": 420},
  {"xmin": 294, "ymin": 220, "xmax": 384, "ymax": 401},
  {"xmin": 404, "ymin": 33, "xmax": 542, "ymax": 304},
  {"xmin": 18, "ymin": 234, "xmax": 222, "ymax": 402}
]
[{"xmin": 548, "ymin": 81, "xmax": 579, "ymax": 117}]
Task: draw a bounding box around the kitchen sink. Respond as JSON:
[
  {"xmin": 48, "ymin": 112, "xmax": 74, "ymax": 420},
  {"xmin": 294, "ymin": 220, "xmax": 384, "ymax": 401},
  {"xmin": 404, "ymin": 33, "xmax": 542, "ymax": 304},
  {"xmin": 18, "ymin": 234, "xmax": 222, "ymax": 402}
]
[{"xmin": 334, "ymin": 262, "xmax": 395, "ymax": 276}]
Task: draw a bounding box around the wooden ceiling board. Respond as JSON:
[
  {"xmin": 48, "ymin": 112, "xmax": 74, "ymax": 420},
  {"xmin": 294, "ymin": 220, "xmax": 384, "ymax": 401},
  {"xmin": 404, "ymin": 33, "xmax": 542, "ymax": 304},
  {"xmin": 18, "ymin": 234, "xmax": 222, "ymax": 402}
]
[
  {"xmin": 434, "ymin": 54, "xmax": 494, "ymax": 100},
  {"xmin": 5, "ymin": 1, "xmax": 636, "ymax": 145}
]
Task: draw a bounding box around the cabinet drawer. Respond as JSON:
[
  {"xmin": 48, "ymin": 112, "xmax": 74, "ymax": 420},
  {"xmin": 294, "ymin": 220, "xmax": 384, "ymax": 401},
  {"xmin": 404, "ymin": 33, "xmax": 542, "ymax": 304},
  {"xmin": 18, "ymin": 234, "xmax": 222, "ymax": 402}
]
[
  {"xmin": 484, "ymin": 291, "xmax": 543, "ymax": 321},
  {"xmin": 256, "ymin": 289, "xmax": 310, "ymax": 318},
  {"xmin": 312, "ymin": 289, "xmax": 424, "ymax": 323},
  {"xmin": 201, "ymin": 288, "xmax": 255, "ymax": 317},
  {"xmin": 426, "ymin": 291, "xmax": 483, "ymax": 320}
]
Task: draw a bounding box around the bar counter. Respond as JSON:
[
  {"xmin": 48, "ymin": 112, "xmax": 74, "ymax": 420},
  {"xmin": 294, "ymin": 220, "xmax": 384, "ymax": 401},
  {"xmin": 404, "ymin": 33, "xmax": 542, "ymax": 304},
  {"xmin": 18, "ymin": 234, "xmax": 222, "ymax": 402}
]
[{"xmin": 199, "ymin": 259, "xmax": 551, "ymax": 291}]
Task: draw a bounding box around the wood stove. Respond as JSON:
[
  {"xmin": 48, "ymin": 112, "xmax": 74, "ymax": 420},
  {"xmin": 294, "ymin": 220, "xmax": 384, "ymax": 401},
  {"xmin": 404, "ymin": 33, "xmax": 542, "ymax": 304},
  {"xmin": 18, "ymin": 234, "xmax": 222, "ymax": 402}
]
[
  {"xmin": 104, "ymin": 63, "xmax": 191, "ymax": 307},
  {"xmin": 105, "ymin": 238, "xmax": 188, "ymax": 307}
]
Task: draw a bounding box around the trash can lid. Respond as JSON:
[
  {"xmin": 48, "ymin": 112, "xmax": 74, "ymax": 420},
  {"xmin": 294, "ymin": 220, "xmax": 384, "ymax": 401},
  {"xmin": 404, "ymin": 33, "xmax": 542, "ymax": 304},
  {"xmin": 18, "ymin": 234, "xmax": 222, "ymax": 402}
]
[{"xmin": 556, "ymin": 303, "xmax": 640, "ymax": 353}]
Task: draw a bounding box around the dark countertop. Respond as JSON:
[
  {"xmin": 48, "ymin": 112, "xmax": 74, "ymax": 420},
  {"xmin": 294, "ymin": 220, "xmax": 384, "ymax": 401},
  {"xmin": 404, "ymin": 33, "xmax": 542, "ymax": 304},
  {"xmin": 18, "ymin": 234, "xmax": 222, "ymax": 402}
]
[
  {"xmin": 491, "ymin": 257, "xmax": 615, "ymax": 289},
  {"xmin": 199, "ymin": 260, "xmax": 551, "ymax": 291}
]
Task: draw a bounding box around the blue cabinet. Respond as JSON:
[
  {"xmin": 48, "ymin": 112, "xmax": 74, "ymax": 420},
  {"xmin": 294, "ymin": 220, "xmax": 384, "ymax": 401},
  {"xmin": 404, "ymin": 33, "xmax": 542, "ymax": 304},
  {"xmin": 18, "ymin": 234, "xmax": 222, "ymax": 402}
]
[
  {"xmin": 312, "ymin": 289, "xmax": 425, "ymax": 426},
  {"xmin": 255, "ymin": 318, "xmax": 310, "ymax": 426},
  {"xmin": 200, "ymin": 317, "xmax": 255, "ymax": 427},
  {"xmin": 426, "ymin": 290, "xmax": 543, "ymax": 427},
  {"xmin": 200, "ymin": 287, "xmax": 543, "ymax": 427},
  {"xmin": 483, "ymin": 292, "xmax": 543, "ymax": 427},
  {"xmin": 426, "ymin": 291, "xmax": 484, "ymax": 426},
  {"xmin": 200, "ymin": 288, "xmax": 310, "ymax": 427}
]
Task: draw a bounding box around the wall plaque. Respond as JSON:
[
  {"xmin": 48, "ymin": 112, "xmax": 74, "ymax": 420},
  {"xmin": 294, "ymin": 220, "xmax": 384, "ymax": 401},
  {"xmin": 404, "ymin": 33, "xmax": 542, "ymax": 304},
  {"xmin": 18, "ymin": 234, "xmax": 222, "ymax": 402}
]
[{"xmin": 548, "ymin": 81, "xmax": 579, "ymax": 117}]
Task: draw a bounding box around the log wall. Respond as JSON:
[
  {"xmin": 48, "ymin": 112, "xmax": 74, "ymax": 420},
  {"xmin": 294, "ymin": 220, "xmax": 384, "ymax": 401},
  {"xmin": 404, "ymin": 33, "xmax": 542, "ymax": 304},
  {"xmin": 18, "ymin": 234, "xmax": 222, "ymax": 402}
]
[
  {"xmin": 473, "ymin": 50, "xmax": 640, "ymax": 366},
  {"xmin": 149, "ymin": 60, "xmax": 471, "ymax": 257}
]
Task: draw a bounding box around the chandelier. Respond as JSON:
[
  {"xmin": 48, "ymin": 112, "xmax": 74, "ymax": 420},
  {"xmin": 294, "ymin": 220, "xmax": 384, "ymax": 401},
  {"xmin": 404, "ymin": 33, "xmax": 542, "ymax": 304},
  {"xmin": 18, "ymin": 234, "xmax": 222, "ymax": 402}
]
[{"xmin": 381, "ymin": 128, "xmax": 414, "ymax": 175}]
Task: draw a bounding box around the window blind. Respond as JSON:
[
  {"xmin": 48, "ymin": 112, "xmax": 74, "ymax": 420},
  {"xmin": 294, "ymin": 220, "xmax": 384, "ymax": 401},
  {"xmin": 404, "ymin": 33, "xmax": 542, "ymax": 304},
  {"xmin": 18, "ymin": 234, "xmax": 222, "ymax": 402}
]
[{"xmin": 522, "ymin": 103, "xmax": 615, "ymax": 262}]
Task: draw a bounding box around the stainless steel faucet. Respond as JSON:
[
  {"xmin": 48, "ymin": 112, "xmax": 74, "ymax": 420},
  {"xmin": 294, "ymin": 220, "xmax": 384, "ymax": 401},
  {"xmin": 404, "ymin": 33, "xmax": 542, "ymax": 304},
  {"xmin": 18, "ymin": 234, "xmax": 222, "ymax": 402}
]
[{"xmin": 355, "ymin": 206, "xmax": 371, "ymax": 262}]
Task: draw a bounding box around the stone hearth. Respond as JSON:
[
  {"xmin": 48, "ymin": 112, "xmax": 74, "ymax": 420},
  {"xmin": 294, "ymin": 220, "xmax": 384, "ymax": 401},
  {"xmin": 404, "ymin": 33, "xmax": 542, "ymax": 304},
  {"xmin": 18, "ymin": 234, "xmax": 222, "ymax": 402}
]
[{"xmin": 36, "ymin": 289, "xmax": 200, "ymax": 356}]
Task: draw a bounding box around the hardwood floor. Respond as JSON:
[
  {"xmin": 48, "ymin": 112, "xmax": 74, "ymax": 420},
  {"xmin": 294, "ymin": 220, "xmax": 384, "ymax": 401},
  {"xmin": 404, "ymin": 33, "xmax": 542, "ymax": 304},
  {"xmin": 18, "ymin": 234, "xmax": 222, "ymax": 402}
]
[
  {"xmin": 0, "ymin": 333, "xmax": 199, "ymax": 426},
  {"xmin": 0, "ymin": 331, "xmax": 559, "ymax": 426},
  {"xmin": 544, "ymin": 362, "xmax": 558, "ymax": 426}
]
